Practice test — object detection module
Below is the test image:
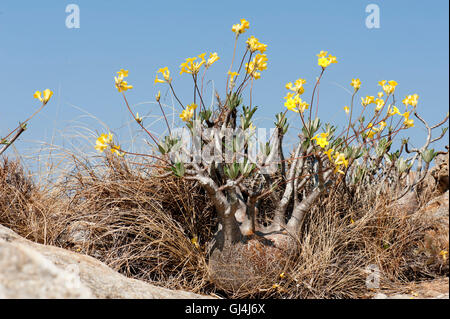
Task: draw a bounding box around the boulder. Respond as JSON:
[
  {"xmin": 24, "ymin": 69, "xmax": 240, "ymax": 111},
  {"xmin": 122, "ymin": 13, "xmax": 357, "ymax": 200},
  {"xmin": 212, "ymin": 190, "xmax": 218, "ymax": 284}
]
[
  {"xmin": 428, "ymin": 153, "xmax": 449, "ymax": 195},
  {"xmin": 419, "ymin": 190, "xmax": 449, "ymax": 223},
  {"xmin": 0, "ymin": 224, "xmax": 212, "ymax": 299}
]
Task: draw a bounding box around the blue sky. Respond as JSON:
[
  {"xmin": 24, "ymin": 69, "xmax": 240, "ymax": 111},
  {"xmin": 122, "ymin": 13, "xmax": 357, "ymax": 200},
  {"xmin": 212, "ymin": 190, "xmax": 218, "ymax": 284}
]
[{"xmin": 0, "ymin": 0, "xmax": 448, "ymax": 170}]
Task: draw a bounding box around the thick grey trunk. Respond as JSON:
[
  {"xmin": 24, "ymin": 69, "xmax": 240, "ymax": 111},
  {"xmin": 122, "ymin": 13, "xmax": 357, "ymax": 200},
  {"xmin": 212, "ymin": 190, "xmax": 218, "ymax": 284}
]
[
  {"xmin": 286, "ymin": 169, "xmax": 331, "ymax": 233},
  {"xmin": 286, "ymin": 186, "xmax": 323, "ymax": 232},
  {"xmin": 272, "ymin": 142, "xmax": 304, "ymax": 229}
]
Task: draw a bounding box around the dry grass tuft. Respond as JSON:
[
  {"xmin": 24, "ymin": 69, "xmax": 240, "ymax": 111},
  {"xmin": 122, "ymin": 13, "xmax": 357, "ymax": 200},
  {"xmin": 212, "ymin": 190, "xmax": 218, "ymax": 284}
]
[
  {"xmin": 44, "ymin": 154, "xmax": 215, "ymax": 293},
  {"xmin": 0, "ymin": 157, "xmax": 53, "ymax": 243},
  {"xmin": 0, "ymin": 154, "xmax": 448, "ymax": 298}
]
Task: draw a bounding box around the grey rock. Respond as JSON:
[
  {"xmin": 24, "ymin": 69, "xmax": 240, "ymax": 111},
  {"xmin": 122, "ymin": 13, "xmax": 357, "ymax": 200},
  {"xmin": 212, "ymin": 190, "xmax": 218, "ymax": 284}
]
[
  {"xmin": 419, "ymin": 190, "xmax": 449, "ymax": 222},
  {"xmin": 387, "ymin": 294, "xmax": 414, "ymax": 299},
  {"xmin": 0, "ymin": 224, "xmax": 212, "ymax": 299},
  {"xmin": 373, "ymin": 293, "xmax": 388, "ymax": 299}
]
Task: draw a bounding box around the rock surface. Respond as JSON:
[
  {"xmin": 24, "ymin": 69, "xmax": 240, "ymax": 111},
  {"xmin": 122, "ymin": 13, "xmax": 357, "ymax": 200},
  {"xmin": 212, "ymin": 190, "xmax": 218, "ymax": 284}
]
[
  {"xmin": 419, "ymin": 190, "xmax": 449, "ymax": 223},
  {"xmin": 0, "ymin": 224, "xmax": 211, "ymax": 299},
  {"xmin": 372, "ymin": 278, "xmax": 449, "ymax": 299},
  {"xmin": 430, "ymin": 153, "xmax": 449, "ymax": 194}
]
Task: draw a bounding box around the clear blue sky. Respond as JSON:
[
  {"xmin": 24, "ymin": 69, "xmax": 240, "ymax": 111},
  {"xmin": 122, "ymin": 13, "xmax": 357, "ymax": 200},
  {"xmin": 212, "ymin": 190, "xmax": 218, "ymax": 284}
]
[{"xmin": 0, "ymin": 0, "xmax": 448, "ymax": 169}]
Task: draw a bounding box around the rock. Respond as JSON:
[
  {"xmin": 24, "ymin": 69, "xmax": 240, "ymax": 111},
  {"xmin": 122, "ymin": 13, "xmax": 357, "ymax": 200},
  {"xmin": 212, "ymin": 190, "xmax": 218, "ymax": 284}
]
[
  {"xmin": 373, "ymin": 292, "xmax": 449, "ymax": 299},
  {"xmin": 0, "ymin": 224, "xmax": 212, "ymax": 299},
  {"xmin": 373, "ymin": 293, "xmax": 388, "ymax": 299},
  {"xmin": 419, "ymin": 190, "xmax": 449, "ymax": 223},
  {"xmin": 0, "ymin": 240, "xmax": 94, "ymax": 298},
  {"xmin": 388, "ymin": 294, "xmax": 415, "ymax": 299},
  {"xmin": 61, "ymin": 221, "xmax": 95, "ymax": 246},
  {"xmin": 391, "ymin": 190, "xmax": 419, "ymax": 215},
  {"xmin": 429, "ymin": 153, "xmax": 449, "ymax": 195},
  {"xmin": 372, "ymin": 278, "xmax": 449, "ymax": 299}
]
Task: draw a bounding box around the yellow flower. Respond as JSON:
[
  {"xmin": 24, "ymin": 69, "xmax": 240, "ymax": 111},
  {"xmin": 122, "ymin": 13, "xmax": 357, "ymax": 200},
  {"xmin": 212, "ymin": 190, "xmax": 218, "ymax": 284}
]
[
  {"xmin": 257, "ymin": 43, "xmax": 267, "ymax": 53},
  {"xmin": 318, "ymin": 57, "xmax": 331, "ymax": 68},
  {"xmin": 187, "ymin": 103, "xmax": 198, "ymax": 111},
  {"xmin": 286, "ymin": 78, "xmax": 306, "ymax": 95},
  {"xmin": 252, "ymin": 71, "xmax": 261, "ymax": 79},
  {"xmin": 245, "ymin": 54, "xmax": 268, "ymax": 79},
  {"xmin": 298, "ymin": 100, "xmax": 310, "ymax": 113},
  {"xmin": 367, "ymin": 130, "xmax": 376, "ymax": 139},
  {"xmin": 279, "ymin": 272, "xmax": 285, "ymax": 279},
  {"xmin": 159, "ymin": 67, "xmax": 171, "ymax": 81},
  {"xmin": 180, "ymin": 103, "xmax": 197, "ymax": 122},
  {"xmin": 180, "ymin": 109, "xmax": 192, "ymax": 122},
  {"xmin": 379, "ymin": 80, "xmax": 398, "ymax": 95},
  {"xmin": 403, "ymin": 111, "xmax": 414, "ymax": 128},
  {"xmin": 344, "ymin": 106, "xmax": 350, "ymax": 114},
  {"xmin": 117, "ymin": 69, "xmax": 128, "ymax": 78},
  {"xmin": 402, "ymin": 94, "xmax": 419, "ymax": 107},
  {"xmin": 228, "ymin": 71, "xmax": 239, "ymax": 84},
  {"xmin": 246, "ymin": 36, "xmax": 267, "ymax": 53},
  {"xmin": 284, "ymin": 93, "xmax": 309, "ymax": 113},
  {"xmin": 351, "ymin": 78, "xmax": 361, "ymax": 90},
  {"xmin": 326, "ymin": 149, "xmax": 348, "ymax": 175},
  {"xmin": 246, "ymin": 36, "xmax": 259, "ymax": 51},
  {"xmin": 334, "ymin": 152, "xmax": 348, "ymax": 166},
  {"xmin": 115, "ymin": 80, "xmax": 133, "ymax": 92},
  {"xmin": 191, "ymin": 236, "xmax": 199, "ymax": 249},
  {"xmin": 34, "ymin": 89, "xmax": 53, "ymax": 105},
  {"xmin": 95, "ymin": 133, "xmax": 124, "ymax": 156},
  {"xmin": 43, "ymin": 89, "xmax": 53, "ymax": 103},
  {"xmin": 311, "ymin": 132, "xmax": 329, "ymax": 149},
  {"xmin": 333, "ymin": 151, "xmax": 348, "ymax": 174},
  {"xmin": 155, "ymin": 67, "xmax": 171, "ymax": 84},
  {"xmin": 114, "ymin": 69, "xmax": 133, "ymax": 92},
  {"xmin": 409, "ymin": 94, "xmax": 419, "ymax": 107},
  {"xmin": 387, "ymin": 105, "xmax": 402, "ymax": 117},
  {"xmin": 33, "ymin": 91, "xmax": 42, "ymax": 101},
  {"xmin": 95, "ymin": 133, "xmax": 113, "ymax": 153},
  {"xmin": 154, "ymin": 75, "xmax": 165, "ymax": 84},
  {"xmin": 379, "ymin": 121, "xmax": 387, "ymax": 130},
  {"xmin": 361, "ymin": 96, "xmax": 375, "ymax": 106},
  {"xmin": 206, "ymin": 52, "xmax": 220, "ymax": 68},
  {"xmin": 94, "ymin": 141, "xmax": 108, "ymax": 153},
  {"xmin": 232, "ymin": 18, "xmax": 250, "ymax": 35},
  {"xmin": 135, "ymin": 112, "xmax": 142, "ymax": 124},
  {"xmin": 180, "ymin": 54, "xmax": 206, "ymax": 75},
  {"xmin": 328, "ymin": 54, "xmax": 337, "ymax": 64},
  {"xmin": 388, "ymin": 80, "xmax": 398, "ymax": 87},
  {"xmin": 325, "ymin": 148, "xmax": 334, "ymax": 161},
  {"xmin": 156, "ymin": 91, "xmax": 161, "ymax": 102},
  {"xmin": 375, "ymin": 98, "xmax": 385, "ymax": 112},
  {"xmin": 111, "ymin": 144, "xmax": 125, "ymax": 157},
  {"xmin": 440, "ymin": 250, "xmax": 448, "ymax": 261},
  {"xmin": 255, "ymin": 54, "xmax": 268, "ymax": 70},
  {"xmin": 318, "ymin": 52, "xmax": 337, "ymax": 69}
]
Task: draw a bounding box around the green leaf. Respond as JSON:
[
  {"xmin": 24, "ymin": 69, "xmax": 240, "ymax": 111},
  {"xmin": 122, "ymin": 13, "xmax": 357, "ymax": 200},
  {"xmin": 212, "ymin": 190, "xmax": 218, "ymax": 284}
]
[
  {"xmin": 396, "ymin": 157, "xmax": 411, "ymax": 173},
  {"xmin": 171, "ymin": 162, "xmax": 185, "ymax": 177},
  {"xmin": 421, "ymin": 148, "xmax": 437, "ymax": 164}
]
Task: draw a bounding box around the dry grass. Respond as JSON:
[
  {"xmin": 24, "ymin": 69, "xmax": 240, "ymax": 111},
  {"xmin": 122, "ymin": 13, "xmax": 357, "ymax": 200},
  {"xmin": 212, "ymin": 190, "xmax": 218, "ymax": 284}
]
[
  {"xmin": 0, "ymin": 157, "xmax": 54, "ymax": 243},
  {"xmin": 0, "ymin": 154, "xmax": 448, "ymax": 298}
]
